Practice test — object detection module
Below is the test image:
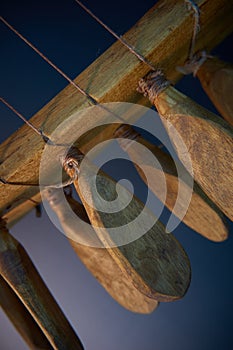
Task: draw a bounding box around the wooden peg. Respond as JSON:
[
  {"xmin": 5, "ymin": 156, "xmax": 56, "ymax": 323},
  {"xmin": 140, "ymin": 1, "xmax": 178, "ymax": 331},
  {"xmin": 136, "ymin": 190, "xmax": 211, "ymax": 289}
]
[
  {"xmin": 137, "ymin": 71, "xmax": 233, "ymax": 221},
  {"xmin": 0, "ymin": 275, "xmax": 53, "ymax": 349},
  {"xmin": 44, "ymin": 187, "xmax": 158, "ymax": 314},
  {"xmin": 62, "ymin": 147, "xmax": 191, "ymax": 302},
  {"xmin": 196, "ymin": 56, "xmax": 233, "ymax": 126},
  {"xmin": 0, "ymin": 219, "xmax": 84, "ymax": 350},
  {"xmin": 114, "ymin": 124, "xmax": 228, "ymax": 241}
]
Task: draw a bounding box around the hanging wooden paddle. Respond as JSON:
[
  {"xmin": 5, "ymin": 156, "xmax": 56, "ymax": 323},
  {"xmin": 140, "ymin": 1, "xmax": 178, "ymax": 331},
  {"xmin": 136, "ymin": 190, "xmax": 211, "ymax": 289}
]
[
  {"xmin": 0, "ymin": 219, "xmax": 84, "ymax": 350},
  {"xmin": 0, "ymin": 275, "xmax": 53, "ymax": 349},
  {"xmin": 137, "ymin": 70, "xmax": 233, "ymax": 221},
  {"xmin": 44, "ymin": 187, "xmax": 158, "ymax": 314},
  {"xmin": 114, "ymin": 124, "xmax": 228, "ymax": 241},
  {"xmin": 196, "ymin": 56, "xmax": 233, "ymax": 126},
  {"xmin": 61, "ymin": 146, "xmax": 191, "ymax": 302}
]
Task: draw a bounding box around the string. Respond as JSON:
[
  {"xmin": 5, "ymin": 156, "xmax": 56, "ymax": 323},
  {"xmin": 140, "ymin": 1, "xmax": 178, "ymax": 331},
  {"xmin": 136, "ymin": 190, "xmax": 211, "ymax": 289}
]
[
  {"xmin": 75, "ymin": 0, "xmax": 200, "ymax": 68},
  {"xmin": 1, "ymin": 15, "xmax": 163, "ymax": 135},
  {"xmin": 176, "ymin": 50, "xmax": 213, "ymax": 76},
  {"xmin": 185, "ymin": 1, "xmax": 200, "ymax": 60},
  {"xmin": 1, "ymin": 1, "xmax": 201, "ymax": 111},
  {"xmin": 0, "ymin": 99, "xmax": 76, "ymax": 188},
  {"xmin": 0, "ymin": 17, "xmax": 129, "ymax": 146},
  {"xmin": 1, "ymin": 1, "xmax": 200, "ymax": 117},
  {"xmin": 0, "ymin": 98, "xmax": 77, "ymax": 187},
  {"xmin": 0, "ymin": 16, "xmax": 97, "ymax": 106},
  {"xmin": 0, "ymin": 97, "xmax": 81, "ymax": 147},
  {"xmin": 74, "ymin": 0, "xmax": 156, "ymax": 71},
  {"xmin": 0, "ymin": 16, "xmax": 137, "ymax": 127},
  {"xmin": 1, "ymin": 8, "xmax": 168, "ymax": 188},
  {"xmin": 176, "ymin": 1, "xmax": 201, "ymax": 73},
  {"xmin": 0, "ymin": 97, "xmax": 52, "ymax": 144}
]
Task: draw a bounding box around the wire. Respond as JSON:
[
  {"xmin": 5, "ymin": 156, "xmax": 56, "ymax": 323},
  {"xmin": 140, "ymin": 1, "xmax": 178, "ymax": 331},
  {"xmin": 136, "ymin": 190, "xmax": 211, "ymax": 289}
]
[{"xmin": 0, "ymin": 16, "xmax": 97, "ymax": 106}]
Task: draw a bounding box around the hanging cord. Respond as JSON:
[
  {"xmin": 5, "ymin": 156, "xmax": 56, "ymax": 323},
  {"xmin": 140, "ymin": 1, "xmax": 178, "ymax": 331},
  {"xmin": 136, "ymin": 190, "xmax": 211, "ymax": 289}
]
[
  {"xmin": 0, "ymin": 19, "xmax": 129, "ymax": 187},
  {"xmin": 0, "ymin": 97, "xmax": 82, "ymax": 147},
  {"xmin": 1, "ymin": 1, "xmax": 201, "ymax": 117},
  {"xmin": 0, "ymin": 16, "xmax": 166, "ymax": 143},
  {"xmin": 0, "ymin": 16, "xmax": 97, "ymax": 107},
  {"xmin": 0, "ymin": 97, "xmax": 52, "ymax": 144},
  {"xmin": 74, "ymin": 0, "xmax": 155, "ymax": 71},
  {"xmin": 177, "ymin": 1, "xmax": 206, "ymax": 74},
  {"xmin": 177, "ymin": 50, "xmax": 213, "ymax": 76},
  {"xmin": 75, "ymin": 1, "xmax": 201, "ymax": 70},
  {"xmin": 1, "ymin": 1, "xmax": 201, "ymax": 104},
  {"xmin": 1, "ymin": 16, "xmax": 142, "ymax": 127},
  {"xmin": 0, "ymin": 100, "xmax": 76, "ymax": 187},
  {"xmin": 137, "ymin": 70, "xmax": 170, "ymax": 103},
  {"xmin": 1, "ymin": 8, "xmax": 169, "ymax": 188},
  {"xmin": 184, "ymin": 1, "xmax": 200, "ymax": 60}
]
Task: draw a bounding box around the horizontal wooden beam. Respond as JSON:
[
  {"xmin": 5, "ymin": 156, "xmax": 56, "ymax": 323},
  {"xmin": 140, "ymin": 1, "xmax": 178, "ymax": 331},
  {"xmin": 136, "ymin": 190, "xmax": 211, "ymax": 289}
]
[{"xmin": 1, "ymin": 0, "xmax": 233, "ymax": 226}]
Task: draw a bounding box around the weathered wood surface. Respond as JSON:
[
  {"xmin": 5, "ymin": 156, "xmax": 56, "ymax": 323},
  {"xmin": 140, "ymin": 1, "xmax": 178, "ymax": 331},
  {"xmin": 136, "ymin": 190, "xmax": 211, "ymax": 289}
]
[
  {"xmin": 62, "ymin": 148, "xmax": 191, "ymax": 302},
  {"xmin": 44, "ymin": 187, "xmax": 158, "ymax": 314},
  {"xmin": 1, "ymin": 0, "xmax": 233, "ymax": 225},
  {"xmin": 196, "ymin": 57, "xmax": 233, "ymax": 126},
  {"xmin": 0, "ymin": 275, "xmax": 53, "ymax": 349},
  {"xmin": 138, "ymin": 71, "xmax": 233, "ymax": 220},
  {"xmin": 114, "ymin": 124, "xmax": 228, "ymax": 241},
  {"xmin": 0, "ymin": 219, "xmax": 84, "ymax": 350}
]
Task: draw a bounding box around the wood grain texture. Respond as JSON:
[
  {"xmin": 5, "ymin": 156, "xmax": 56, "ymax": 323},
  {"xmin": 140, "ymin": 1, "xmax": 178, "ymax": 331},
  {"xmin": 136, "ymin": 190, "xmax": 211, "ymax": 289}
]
[
  {"xmin": 138, "ymin": 71, "xmax": 233, "ymax": 220},
  {"xmin": 196, "ymin": 57, "xmax": 233, "ymax": 126},
  {"xmin": 44, "ymin": 188, "xmax": 158, "ymax": 314},
  {"xmin": 1, "ymin": 0, "xmax": 233, "ymax": 225},
  {"xmin": 114, "ymin": 124, "xmax": 228, "ymax": 241},
  {"xmin": 62, "ymin": 148, "xmax": 191, "ymax": 302},
  {"xmin": 0, "ymin": 219, "xmax": 84, "ymax": 350},
  {"xmin": 0, "ymin": 275, "xmax": 53, "ymax": 349}
]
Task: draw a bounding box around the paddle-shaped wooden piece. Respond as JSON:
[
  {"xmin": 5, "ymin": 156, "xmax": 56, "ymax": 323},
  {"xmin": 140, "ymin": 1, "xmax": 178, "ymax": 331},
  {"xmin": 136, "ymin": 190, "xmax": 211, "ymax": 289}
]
[
  {"xmin": 138, "ymin": 71, "xmax": 233, "ymax": 221},
  {"xmin": 61, "ymin": 147, "xmax": 191, "ymax": 302},
  {"xmin": 196, "ymin": 57, "xmax": 233, "ymax": 126},
  {"xmin": 0, "ymin": 275, "xmax": 53, "ymax": 349},
  {"xmin": 114, "ymin": 124, "xmax": 228, "ymax": 241},
  {"xmin": 0, "ymin": 219, "xmax": 84, "ymax": 350},
  {"xmin": 44, "ymin": 187, "xmax": 158, "ymax": 314}
]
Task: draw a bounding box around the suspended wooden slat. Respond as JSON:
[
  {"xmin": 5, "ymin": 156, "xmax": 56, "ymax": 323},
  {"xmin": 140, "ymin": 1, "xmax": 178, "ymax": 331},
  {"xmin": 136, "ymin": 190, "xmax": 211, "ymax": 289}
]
[
  {"xmin": 62, "ymin": 147, "xmax": 191, "ymax": 302},
  {"xmin": 137, "ymin": 70, "xmax": 233, "ymax": 221},
  {"xmin": 0, "ymin": 219, "xmax": 84, "ymax": 350},
  {"xmin": 44, "ymin": 187, "xmax": 158, "ymax": 314},
  {"xmin": 113, "ymin": 124, "xmax": 228, "ymax": 241},
  {"xmin": 196, "ymin": 57, "xmax": 233, "ymax": 126},
  {"xmin": 0, "ymin": 275, "xmax": 53, "ymax": 349}
]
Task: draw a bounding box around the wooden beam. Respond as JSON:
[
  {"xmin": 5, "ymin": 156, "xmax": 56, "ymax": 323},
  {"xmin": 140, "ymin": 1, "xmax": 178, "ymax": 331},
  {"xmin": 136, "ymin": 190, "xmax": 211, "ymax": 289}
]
[{"xmin": 1, "ymin": 0, "xmax": 233, "ymax": 225}]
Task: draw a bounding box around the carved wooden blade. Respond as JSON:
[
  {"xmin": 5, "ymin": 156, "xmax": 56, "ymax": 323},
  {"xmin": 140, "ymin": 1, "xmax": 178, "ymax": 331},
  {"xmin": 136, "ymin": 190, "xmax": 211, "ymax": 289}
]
[
  {"xmin": 114, "ymin": 124, "xmax": 228, "ymax": 241},
  {"xmin": 196, "ymin": 57, "xmax": 233, "ymax": 126},
  {"xmin": 62, "ymin": 148, "xmax": 191, "ymax": 302},
  {"xmin": 0, "ymin": 219, "xmax": 84, "ymax": 350},
  {"xmin": 138, "ymin": 71, "xmax": 233, "ymax": 221},
  {"xmin": 0, "ymin": 275, "xmax": 53, "ymax": 349},
  {"xmin": 44, "ymin": 188, "xmax": 158, "ymax": 314}
]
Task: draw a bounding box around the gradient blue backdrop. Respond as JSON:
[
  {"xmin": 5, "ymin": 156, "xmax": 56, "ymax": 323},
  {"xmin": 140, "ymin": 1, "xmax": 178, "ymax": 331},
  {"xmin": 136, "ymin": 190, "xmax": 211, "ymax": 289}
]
[{"xmin": 1, "ymin": 1, "xmax": 233, "ymax": 349}]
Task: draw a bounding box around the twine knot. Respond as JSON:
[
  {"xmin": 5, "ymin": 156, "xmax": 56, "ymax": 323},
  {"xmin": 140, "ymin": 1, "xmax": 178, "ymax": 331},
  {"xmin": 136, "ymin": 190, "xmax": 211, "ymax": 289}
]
[
  {"xmin": 177, "ymin": 50, "xmax": 213, "ymax": 76},
  {"xmin": 137, "ymin": 70, "xmax": 170, "ymax": 103}
]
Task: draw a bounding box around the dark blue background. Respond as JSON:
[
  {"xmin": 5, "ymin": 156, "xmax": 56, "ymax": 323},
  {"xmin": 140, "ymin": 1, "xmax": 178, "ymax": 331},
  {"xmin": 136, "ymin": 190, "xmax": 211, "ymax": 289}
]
[{"xmin": 1, "ymin": 1, "xmax": 233, "ymax": 349}]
